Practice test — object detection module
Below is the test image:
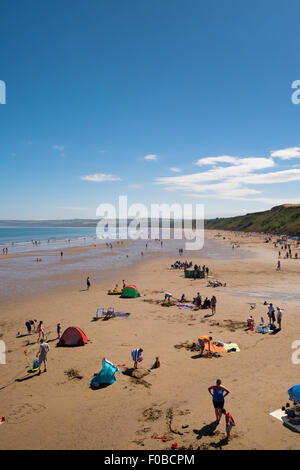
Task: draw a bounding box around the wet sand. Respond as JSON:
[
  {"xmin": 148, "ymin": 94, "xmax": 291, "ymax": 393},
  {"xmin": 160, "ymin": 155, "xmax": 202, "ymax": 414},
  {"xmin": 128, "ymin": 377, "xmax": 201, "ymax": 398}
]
[{"xmin": 0, "ymin": 230, "xmax": 300, "ymax": 450}]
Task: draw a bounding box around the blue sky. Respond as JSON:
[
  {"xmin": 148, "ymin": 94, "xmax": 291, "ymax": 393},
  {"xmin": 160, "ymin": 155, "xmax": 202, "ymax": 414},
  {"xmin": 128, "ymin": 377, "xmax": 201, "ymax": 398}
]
[{"xmin": 1, "ymin": 0, "xmax": 300, "ymax": 219}]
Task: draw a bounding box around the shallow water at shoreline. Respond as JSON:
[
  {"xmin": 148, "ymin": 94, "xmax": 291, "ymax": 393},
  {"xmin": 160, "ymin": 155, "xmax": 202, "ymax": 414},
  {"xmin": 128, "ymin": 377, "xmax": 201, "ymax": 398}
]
[{"xmin": 0, "ymin": 236, "xmax": 253, "ymax": 301}]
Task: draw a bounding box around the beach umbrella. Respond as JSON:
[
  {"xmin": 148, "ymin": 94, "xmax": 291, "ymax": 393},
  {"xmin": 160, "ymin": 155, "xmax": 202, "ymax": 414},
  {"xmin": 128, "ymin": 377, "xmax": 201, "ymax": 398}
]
[{"xmin": 288, "ymin": 383, "xmax": 300, "ymax": 404}]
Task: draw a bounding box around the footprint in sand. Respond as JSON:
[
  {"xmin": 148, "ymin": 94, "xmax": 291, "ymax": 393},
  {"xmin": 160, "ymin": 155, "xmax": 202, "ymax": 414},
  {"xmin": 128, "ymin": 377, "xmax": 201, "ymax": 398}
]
[{"xmin": 7, "ymin": 402, "xmax": 46, "ymax": 423}]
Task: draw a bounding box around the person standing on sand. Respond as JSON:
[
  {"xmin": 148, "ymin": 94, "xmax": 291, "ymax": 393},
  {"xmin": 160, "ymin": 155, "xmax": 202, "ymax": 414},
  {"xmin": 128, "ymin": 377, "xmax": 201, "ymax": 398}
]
[
  {"xmin": 276, "ymin": 307, "xmax": 282, "ymax": 330},
  {"xmin": 208, "ymin": 379, "xmax": 230, "ymax": 423},
  {"xmin": 57, "ymin": 323, "xmax": 61, "ymax": 339},
  {"xmin": 211, "ymin": 296, "xmax": 217, "ymax": 315},
  {"xmin": 221, "ymin": 408, "xmax": 235, "ymax": 440},
  {"xmin": 87, "ymin": 276, "xmax": 91, "ymax": 290},
  {"xmin": 37, "ymin": 321, "xmax": 45, "ymax": 341},
  {"xmin": 36, "ymin": 339, "xmax": 50, "ymax": 375},
  {"xmin": 268, "ymin": 303, "xmax": 275, "ymax": 324}
]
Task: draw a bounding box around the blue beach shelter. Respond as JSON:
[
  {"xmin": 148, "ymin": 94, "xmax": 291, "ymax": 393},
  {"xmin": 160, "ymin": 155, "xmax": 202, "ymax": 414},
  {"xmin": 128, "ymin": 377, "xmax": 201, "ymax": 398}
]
[
  {"xmin": 288, "ymin": 384, "xmax": 300, "ymax": 404},
  {"xmin": 90, "ymin": 358, "xmax": 120, "ymax": 388}
]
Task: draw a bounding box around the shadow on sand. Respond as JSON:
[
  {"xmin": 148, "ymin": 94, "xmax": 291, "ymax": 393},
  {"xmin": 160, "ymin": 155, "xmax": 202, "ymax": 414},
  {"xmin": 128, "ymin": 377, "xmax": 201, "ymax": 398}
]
[{"xmin": 193, "ymin": 421, "xmax": 219, "ymax": 440}]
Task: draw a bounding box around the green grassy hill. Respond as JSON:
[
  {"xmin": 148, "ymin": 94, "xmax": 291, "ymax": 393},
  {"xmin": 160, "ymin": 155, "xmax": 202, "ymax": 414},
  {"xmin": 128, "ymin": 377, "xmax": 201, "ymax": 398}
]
[{"xmin": 205, "ymin": 204, "xmax": 300, "ymax": 235}]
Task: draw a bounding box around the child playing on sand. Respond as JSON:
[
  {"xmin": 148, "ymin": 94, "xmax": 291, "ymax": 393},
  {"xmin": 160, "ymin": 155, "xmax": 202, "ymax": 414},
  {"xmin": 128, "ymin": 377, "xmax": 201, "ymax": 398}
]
[
  {"xmin": 57, "ymin": 323, "xmax": 61, "ymax": 339},
  {"xmin": 222, "ymin": 408, "xmax": 235, "ymax": 440},
  {"xmin": 37, "ymin": 321, "xmax": 45, "ymax": 341},
  {"xmin": 152, "ymin": 356, "xmax": 160, "ymax": 369},
  {"xmin": 131, "ymin": 348, "xmax": 143, "ymax": 369}
]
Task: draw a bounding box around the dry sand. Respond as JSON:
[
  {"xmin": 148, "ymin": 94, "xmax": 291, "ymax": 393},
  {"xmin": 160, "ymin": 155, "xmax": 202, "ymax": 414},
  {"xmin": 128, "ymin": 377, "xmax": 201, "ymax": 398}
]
[{"xmin": 0, "ymin": 230, "xmax": 300, "ymax": 450}]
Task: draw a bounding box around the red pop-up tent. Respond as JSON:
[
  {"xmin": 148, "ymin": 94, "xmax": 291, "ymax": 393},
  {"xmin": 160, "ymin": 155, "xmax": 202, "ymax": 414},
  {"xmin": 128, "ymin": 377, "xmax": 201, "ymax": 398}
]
[{"xmin": 57, "ymin": 327, "xmax": 88, "ymax": 347}]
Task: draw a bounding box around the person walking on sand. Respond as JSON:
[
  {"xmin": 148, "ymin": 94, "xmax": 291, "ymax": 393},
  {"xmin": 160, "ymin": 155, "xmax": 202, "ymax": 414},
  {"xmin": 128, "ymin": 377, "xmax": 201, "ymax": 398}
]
[
  {"xmin": 211, "ymin": 295, "xmax": 217, "ymax": 315},
  {"xmin": 221, "ymin": 408, "xmax": 235, "ymax": 440},
  {"xmin": 36, "ymin": 338, "xmax": 50, "ymax": 375},
  {"xmin": 57, "ymin": 322, "xmax": 61, "ymax": 339},
  {"xmin": 37, "ymin": 321, "xmax": 45, "ymax": 341},
  {"xmin": 276, "ymin": 260, "xmax": 281, "ymax": 270},
  {"xmin": 87, "ymin": 276, "xmax": 91, "ymax": 290},
  {"xmin": 208, "ymin": 379, "xmax": 230, "ymax": 423},
  {"xmin": 131, "ymin": 348, "xmax": 143, "ymax": 369}
]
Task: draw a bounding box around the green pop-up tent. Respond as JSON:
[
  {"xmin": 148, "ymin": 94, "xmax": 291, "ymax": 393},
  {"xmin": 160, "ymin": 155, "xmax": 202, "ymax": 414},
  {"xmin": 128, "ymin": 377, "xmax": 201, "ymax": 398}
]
[
  {"xmin": 184, "ymin": 269, "xmax": 205, "ymax": 279},
  {"xmin": 120, "ymin": 285, "xmax": 140, "ymax": 298}
]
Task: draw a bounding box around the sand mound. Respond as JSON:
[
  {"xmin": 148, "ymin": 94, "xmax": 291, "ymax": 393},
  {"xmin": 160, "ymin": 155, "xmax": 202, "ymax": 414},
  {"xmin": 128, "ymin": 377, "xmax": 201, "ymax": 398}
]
[
  {"xmin": 123, "ymin": 367, "xmax": 150, "ymax": 379},
  {"xmin": 174, "ymin": 342, "xmax": 221, "ymax": 358}
]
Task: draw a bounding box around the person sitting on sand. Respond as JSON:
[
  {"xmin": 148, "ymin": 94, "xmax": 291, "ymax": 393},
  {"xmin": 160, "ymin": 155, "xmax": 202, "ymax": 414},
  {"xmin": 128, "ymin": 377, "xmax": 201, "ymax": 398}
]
[
  {"xmin": 180, "ymin": 294, "xmax": 187, "ymax": 303},
  {"xmin": 202, "ymin": 297, "xmax": 211, "ymax": 309},
  {"xmin": 193, "ymin": 292, "xmax": 202, "ymax": 308},
  {"xmin": 152, "ymin": 356, "xmax": 160, "ymax": 369},
  {"xmin": 113, "ymin": 284, "xmax": 119, "ymax": 292},
  {"xmin": 247, "ymin": 316, "xmax": 255, "ymax": 328},
  {"xmin": 198, "ymin": 336, "xmax": 212, "ymax": 355},
  {"xmin": 131, "ymin": 348, "xmax": 143, "ymax": 369}
]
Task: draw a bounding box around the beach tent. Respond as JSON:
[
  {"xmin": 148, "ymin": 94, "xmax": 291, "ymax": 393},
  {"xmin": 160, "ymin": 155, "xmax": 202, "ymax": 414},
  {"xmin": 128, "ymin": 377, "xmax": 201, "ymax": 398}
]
[
  {"xmin": 90, "ymin": 358, "xmax": 120, "ymax": 388},
  {"xmin": 288, "ymin": 384, "xmax": 300, "ymax": 404},
  {"xmin": 57, "ymin": 326, "xmax": 88, "ymax": 347},
  {"xmin": 184, "ymin": 269, "xmax": 205, "ymax": 279},
  {"xmin": 120, "ymin": 285, "xmax": 140, "ymax": 298}
]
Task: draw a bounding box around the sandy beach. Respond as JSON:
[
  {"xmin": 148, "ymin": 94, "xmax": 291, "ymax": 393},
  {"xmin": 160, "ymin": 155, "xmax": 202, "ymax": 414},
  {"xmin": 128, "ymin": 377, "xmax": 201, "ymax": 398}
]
[{"xmin": 0, "ymin": 230, "xmax": 300, "ymax": 450}]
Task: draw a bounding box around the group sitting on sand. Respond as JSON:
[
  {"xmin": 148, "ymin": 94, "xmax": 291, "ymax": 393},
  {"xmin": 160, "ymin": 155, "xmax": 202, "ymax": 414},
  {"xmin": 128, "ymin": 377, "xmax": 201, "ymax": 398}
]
[{"xmin": 171, "ymin": 260, "xmax": 192, "ymax": 269}]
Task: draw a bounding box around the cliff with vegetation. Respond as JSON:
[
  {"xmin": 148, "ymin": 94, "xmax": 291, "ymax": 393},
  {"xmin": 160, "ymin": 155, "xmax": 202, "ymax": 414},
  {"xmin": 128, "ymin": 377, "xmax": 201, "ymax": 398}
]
[{"xmin": 205, "ymin": 205, "xmax": 300, "ymax": 235}]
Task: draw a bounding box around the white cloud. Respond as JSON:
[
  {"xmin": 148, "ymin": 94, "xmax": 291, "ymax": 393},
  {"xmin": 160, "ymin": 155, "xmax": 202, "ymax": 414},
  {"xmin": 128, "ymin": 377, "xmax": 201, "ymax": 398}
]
[
  {"xmin": 169, "ymin": 167, "xmax": 182, "ymax": 173},
  {"xmin": 81, "ymin": 173, "xmax": 121, "ymax": 182},
  {"xmin": 129, "ymin": 184, "xmax": 142, "ymax": 189},
  {"xmin": 270, "ymin": 147, "xmax": 300, "ymax": 160},
  {"xmin": 143, "ymin": 154, "xmax": 159, "ymax": 161},
  {"xmin": 154, "ymin": 153, "xmax": 300, "ymax": 203},
  {"xmin": 196, "ymin": 155, "xmax": 240, "ymax": 166}
]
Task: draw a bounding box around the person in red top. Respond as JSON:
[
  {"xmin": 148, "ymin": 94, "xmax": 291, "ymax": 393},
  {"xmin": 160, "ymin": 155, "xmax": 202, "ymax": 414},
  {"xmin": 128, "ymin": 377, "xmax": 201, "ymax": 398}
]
[{"xmin": 221, "ymin": 408, "xmax": 235, "ymax": 440}]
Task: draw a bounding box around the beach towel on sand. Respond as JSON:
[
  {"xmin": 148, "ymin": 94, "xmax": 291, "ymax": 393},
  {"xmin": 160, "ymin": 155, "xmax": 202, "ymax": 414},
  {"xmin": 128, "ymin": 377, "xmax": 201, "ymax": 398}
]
[
  {"xmin": 177, "ymin": 304, "xmax": 194, "ymax": 310},
  {"xmin": 223, "ymin": 342, "xmax": 240, "ymax": 353},
  {"xmin": 204, "ymin": 342, "xmax": 240, "ymax": 353},
  {"xmin": 204, "ymin": 343, "xmax": 226, "ymax": 353}
]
